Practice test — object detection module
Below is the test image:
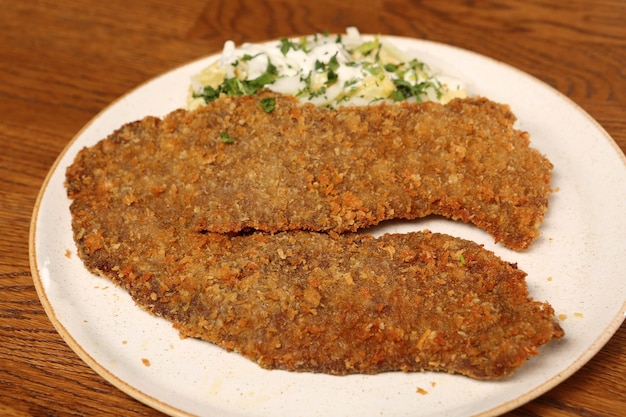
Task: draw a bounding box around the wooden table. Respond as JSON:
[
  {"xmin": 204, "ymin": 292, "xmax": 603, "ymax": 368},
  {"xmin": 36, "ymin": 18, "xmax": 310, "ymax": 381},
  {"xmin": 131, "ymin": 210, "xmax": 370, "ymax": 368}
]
[{"xmin": 1, "ymin": 1, "xmax": 624, "ymax": 416}]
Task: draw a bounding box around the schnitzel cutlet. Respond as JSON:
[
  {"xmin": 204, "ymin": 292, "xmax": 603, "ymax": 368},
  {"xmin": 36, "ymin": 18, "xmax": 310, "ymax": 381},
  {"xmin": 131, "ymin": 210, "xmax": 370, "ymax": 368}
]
[
  {"xmin": 67, "ymin": 212, "xmax": 564, "ymax": 379},
  {"xmin": 66, "ymin": 92, "xmax": 553, "ymax": 251},
  {"xmin": 65, "ymin": 92, "xmax": 563, "ymax": 379}
]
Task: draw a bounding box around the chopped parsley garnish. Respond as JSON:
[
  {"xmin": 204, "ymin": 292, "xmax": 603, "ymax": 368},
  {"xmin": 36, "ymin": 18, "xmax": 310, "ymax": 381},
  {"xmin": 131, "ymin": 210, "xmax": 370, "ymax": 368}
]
[
  {"xmin": 408, "ymin": 58, "xmax": 426, "ymax": 71},
  {"xmin": 190, "ymin": 30, "xmax": 461, "ymax": 109},
  {"xmin": 219, "ymin": 132, "xmax": 235, "ymax": 143},
  {"xmin": 193, "ymin": 58, "xmax": 279, "ymax": 104},
  {"xmin": 311, "ymin": 86, "xmax": 327, "ymax": 98},
  {"xmin": 279, "ymin": 38, "xmax": 297, "ymax": 56},
  {"xmin": 344, "ymin": 78, "xmax": 359, "ymax": 88},
  {"xmin": 314, "ymin": 54, "xmax": 341, "ymax": 86},
  {"xmin": 296, "ymin": 71, "xmax": 329, "ymax": 100},
  {"xmin": 384, "ymin": 63, "xmax": 399, "ymax": 72},
  {"xmin": 389, "ymin": 79, "xmax": 439, "ymax": 102},
  {"xmin": 326, "ymin": 54, "xmax": 340, "ymax": 84},
  {"xmin": 241, "ymin": 53, "xmax": 262, "ymax": 61},
  {"xmin": 260, "ymin": 97, "xmax": 276, "ymax": 113},
  {"xmin": 196, "ymin": 85, "xmax": 221, "ymax": 102}
]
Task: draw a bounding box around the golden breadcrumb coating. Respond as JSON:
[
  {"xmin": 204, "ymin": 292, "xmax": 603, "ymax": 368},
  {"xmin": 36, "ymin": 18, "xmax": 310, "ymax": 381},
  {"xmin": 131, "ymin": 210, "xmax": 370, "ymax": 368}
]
[
  {"xmin": 65, "ymin": 93, "xmax": 562, "ymax": 379},
  {"xmin": 67, "ymin": 211, "xmax": 563, "ymax": 379},
  {"xmin": 67, "ymin": 93, "xmax": 553, "ymax": 250}
]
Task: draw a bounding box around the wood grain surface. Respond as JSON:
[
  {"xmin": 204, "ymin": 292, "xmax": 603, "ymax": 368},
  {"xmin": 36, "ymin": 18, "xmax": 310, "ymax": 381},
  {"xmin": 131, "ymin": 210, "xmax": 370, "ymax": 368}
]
[{"xmin": 1, "ymin": 0, "xmax": 624, "ymax": 416}]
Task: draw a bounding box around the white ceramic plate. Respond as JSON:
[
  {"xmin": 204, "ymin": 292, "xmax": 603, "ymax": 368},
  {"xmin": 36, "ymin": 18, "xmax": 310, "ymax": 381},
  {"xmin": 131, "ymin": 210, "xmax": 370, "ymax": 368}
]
[{"xmin": 30, "ymin": 36, "xmax": 626, "ymax": 417}]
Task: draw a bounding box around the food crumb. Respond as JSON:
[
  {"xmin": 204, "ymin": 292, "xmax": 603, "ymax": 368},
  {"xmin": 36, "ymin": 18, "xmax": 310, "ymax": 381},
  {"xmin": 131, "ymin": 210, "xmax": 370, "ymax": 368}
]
[
  {"xmin": 547, "ymin": 276, "xmax": 553, "ymax": 282},
  {"xmin": 416, "ymin": 387, "xmax": 428, "ymax": 395},
  {"xmin": 65, "ymin": 249, "xmax": 71, "ymax": 258},
  {"xmin": 430, "ymin": 381, "xmax": 436, "ymax": 388},
  {"xmin": 141, "ymin": 358, "xmax": 151, "ymax": 367},
  {"xmin": 574, "ymin": 312, "xmax": 584, "ymax": 318},
  {"xmin": 122, "ymin": 340, "xmax": 128, "ymax": 345},
  {"xmin": 558, "ymin": 314, "xmax": 567, "ymax": 321}
]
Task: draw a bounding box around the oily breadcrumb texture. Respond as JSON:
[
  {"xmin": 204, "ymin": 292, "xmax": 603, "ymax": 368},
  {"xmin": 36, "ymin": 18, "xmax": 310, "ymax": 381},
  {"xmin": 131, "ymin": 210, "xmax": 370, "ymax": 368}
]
[
  {"xmin": 66, "ymin": 93, "xmax": 553, "ymax": 250},
  {"xmin": 65, "ymin": 93, "xmax": 563, "ymax": 379},
  {"xmin": 67, "ymin": 218, "xmax": 564, "ymax": 379}
]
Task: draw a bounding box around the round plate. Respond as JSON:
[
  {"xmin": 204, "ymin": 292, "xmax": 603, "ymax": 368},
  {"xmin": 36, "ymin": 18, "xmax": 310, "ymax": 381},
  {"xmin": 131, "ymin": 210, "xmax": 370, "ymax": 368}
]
[{"xmin": 29, "ymin": 35, "xmax": 626, "ymax": 417}]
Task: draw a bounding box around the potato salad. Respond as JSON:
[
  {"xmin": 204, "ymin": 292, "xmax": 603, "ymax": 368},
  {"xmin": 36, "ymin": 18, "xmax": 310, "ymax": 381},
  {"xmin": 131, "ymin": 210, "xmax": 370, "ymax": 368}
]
[{"xmin": 188, "ymin": 27, "xmax": 467, "ymax": 110}]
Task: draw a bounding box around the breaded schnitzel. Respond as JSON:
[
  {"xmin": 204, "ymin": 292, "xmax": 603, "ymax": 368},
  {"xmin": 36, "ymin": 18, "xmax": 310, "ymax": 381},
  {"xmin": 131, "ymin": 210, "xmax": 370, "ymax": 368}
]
[
  {"xmin": 66, "ymin": 93, "xmax": 552, "ymax": 250},
  {"xmin": 65, "ymin": 92, "xmax": 562, "ymax": 379},
  {"xmin": 67, "ymin": 209, "xmax": 563, "ymax": 379}
]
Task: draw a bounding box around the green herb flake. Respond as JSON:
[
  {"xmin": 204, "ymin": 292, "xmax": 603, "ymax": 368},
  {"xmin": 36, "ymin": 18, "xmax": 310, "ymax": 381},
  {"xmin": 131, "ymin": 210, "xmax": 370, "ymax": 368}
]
[
  {"xmin": 242, "ymin": 52, "xmax": 263, "ymax": 61},
  {"xmin": 192, "ymin": 85, "xmax": 221, "ymax": 102},
  {"xmin": 279, "ymin": 38, "xmax": 295, "ymax": 56},
  {"xmin": 328, "ymin": 54, "xmax": 340, "ymax": 72},
  {"xmin": 245, "ymin": 60, "xmax": 278, "ymax": 90},
  {"xmin": 325, "ymin": 54, "xmax": 340, "ymax": 85},
  {"xmin": 197, "ymin": 58, "xmax": 280, "ymax": 104},
  {"xmin": 344, "ymin": 78, "xmax": 359, "ymax": 88},
  {"xmin": 389, "ymin": 79, "xmax": 438, "ymax": 103},
  {"xmin": 308, "ymin": 85, "xmax": 327, "ymax": 99},
  {"xmin": 296, "ymin": 72, "xmax": 313, "ymax": 98},
  {"xmin": 384, "ymin": 63, "xmax": 399, "ymax": 72},
  {"xmin": 408, "ymin": 58, "xmax": 426, "ymax": 71},
  {"xmin": 459, "ymin": 254, "xmax": 467, "ymax": 265},
  {"xmin": 219, "ymin": 132, "xmax": 235, "ymax": 144},
  {"xmin": 260, "ymin": 97, "xmax": 276, "ymax": 113}
]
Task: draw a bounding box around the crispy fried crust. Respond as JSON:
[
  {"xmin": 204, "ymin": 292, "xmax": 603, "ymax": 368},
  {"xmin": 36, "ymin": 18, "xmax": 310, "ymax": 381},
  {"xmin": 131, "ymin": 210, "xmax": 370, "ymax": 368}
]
[
  {"xmin": 69, "ymin": 203, "xmax": 563, "ymax": 379},
  {"xmin": 66, "ymin": 93, "xmax": 552, "ymax": 250},
  {"xmin": 65, "ymin": 93, "xmax": 563, "ymax": 379}
]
